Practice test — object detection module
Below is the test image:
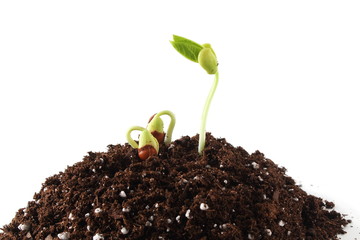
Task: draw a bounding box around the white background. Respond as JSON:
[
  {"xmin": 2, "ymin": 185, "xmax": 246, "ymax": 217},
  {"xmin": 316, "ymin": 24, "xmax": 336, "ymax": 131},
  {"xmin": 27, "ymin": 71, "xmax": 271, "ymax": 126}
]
[{"xmin": 0, "ymin": 1, "xmax": 359, "ymax": 238}]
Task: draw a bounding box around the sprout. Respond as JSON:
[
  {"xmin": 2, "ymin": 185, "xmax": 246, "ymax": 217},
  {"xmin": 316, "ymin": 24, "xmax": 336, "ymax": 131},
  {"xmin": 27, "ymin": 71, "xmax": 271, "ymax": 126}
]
[
  {"xmin": 126, "ymin": 110, "xmax": 175, "ymax": 160},
  {"xmin": 147, "ymin": 114, "xmax": 165, "ymax": 144},
  {"xmin": 170, "ymin": 35, "xmax": 219, "ymax": 154},
  {"xmin": 126, "ymin": 126, "xmax": 159, "ymax": 160},
  {"xmin": 147, "ymin": 110, "xmax": 176, "ymax": 146}
]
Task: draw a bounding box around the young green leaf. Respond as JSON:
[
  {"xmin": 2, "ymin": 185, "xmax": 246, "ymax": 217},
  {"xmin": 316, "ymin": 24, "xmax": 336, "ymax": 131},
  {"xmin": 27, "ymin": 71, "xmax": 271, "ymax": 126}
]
[
  {"xmin": 173, "ymin": 35, "xmax": 203, "ymax": 49},
  {"xmin": 170, "ymin": 40, "xmax": 203, "ymax": 63}
]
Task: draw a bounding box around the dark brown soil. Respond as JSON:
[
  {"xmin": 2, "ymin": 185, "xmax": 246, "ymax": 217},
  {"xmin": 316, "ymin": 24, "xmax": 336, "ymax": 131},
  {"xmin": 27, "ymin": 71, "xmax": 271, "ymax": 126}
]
[{"xmin": 0, "ymin": 134, "xmax": 349, "ymax": 240}]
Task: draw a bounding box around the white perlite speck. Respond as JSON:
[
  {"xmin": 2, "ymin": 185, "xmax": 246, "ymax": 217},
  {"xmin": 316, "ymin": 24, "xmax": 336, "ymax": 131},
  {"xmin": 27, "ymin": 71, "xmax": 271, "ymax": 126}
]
[
  {"xmin": 45, "ymin": 234, "xmax": 53, "ymax": 240},
  {"xmin": 167, "ymin": 218, "xmax": 172, "ymax": 223},
  {"xmin": 122, "ymin": 207, "xmax": 131, "ymax": 212},
  {"xmin": 94, "ymin": 208, "xmax": 102, "ymax": 214},
  {"xmin": 87, "ymin": 225, "xmax": 91, "ymax": 231},
  {"xmin": 265, "ymin": 229, "xmax": 272, "ymax": 236},
  {"xmin": 278, "ymin": 220, "xmax": 286, "ymax": 227},
  {"xmin": 145, "ymin": 221, "xmax": 152, "ymax": 227},
  {"xmin": 85, "ymin": 213, "xmax": 90, "ymax": 218},
  {"xmin": 200, "ymin": 203, "xmax": 209, "ymax": 211},
  {"xmin": 248, "ymin": 233, "xmax": 254, "ymax": 239},
  {"xmin": 68, "ymin": 213, "xmax": 75, "ymax": 220},
  {"xmin": 121, "ymin": 227, "xmax": 129, "ymax": 235},
  {"xmin": 93, "ymin": 233, "xmax": 104, "ymax": 240},
  {"xmin": 220, "ymin": 224, "xmax": 227, "ymax": 230},
  {"xmin": 251, "ymin": 162, "xmax": 259, "ymax": 169},
  {"xmin": 120, "ymin": 191, "xmax": 127, "ymax": 198},
  {"xmin": 18, "ymin": 223, "xmax": 30, "ymax": 231},
  {"xmin": 57, "ymin": 232, "xmax": 70, "ymax": 240},
  {"xmin": 176, "ymin": 215, "xmax": 181, "ymax": 223},
  {"xmin": 185, "ymin": 209, "xmax": 191, "ymax": 219}
]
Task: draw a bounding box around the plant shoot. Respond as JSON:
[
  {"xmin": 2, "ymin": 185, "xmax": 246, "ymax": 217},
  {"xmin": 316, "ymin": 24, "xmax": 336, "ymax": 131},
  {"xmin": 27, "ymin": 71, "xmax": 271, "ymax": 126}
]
[
  {"xmin": 147, "ymin": 110, "xmax": 176, "ymax": 146},
  {"xmin": 170, "ymin": 35, "xmax": 219, "ymax": 154},
  {"xmin": 126, "ymin": 126, "xmax": 159, "ymax": 160}
]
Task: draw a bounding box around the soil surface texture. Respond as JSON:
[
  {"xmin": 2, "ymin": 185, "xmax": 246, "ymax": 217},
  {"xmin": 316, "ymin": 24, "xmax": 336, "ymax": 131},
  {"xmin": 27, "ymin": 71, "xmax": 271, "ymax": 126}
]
[{"xmin": 0, "ymin": 134, "xmax": 349, "ymax": 240}]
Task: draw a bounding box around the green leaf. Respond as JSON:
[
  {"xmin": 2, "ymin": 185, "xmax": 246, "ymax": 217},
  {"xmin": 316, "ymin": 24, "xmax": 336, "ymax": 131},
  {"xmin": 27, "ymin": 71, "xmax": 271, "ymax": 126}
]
[
  {"xmin": 170, "ymin": 41, "xmax": 203, "ymax": 63},
  {"xmin": 171, "ymin": 35, "xmax": 204, "ymax": 62},
  {"xmin": 173, "ymin": 35, "xmax": 203, "ymax": 49}
]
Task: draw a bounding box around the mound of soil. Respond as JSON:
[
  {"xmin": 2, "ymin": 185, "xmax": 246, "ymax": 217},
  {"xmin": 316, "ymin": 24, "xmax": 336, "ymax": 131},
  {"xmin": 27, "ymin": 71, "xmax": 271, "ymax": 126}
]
[{"xmin": 0, "ymin": 134, "xmax": 349, "ymax": 240}]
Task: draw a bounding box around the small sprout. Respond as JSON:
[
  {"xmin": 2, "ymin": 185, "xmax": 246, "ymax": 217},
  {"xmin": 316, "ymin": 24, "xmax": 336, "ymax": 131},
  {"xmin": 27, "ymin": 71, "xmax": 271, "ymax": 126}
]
[
  {"xmin": 147, "ymin": 113, "xmax": 165, "ymax": 143},
  {"xmin": 126, "ymin": 126, "xmax": 159, "ymax": 160},
  {"xmin": 138, "ymin": 129, "xmax": 159, "ymax": 160},
  {"xmin": 171, "ymin": 35, "xmax": 219, "ymax": 154},
  {"xmin": 147, "ymin": 110, "xmax": 176, "ymax": 145}
]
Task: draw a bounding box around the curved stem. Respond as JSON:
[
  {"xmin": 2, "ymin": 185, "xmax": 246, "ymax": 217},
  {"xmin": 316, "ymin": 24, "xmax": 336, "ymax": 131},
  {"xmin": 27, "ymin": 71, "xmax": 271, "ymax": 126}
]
[
  {"xmin": 154, "ymin": 110, "xmax": 176, "ymax": 146},
  {"xmin": 198, "ymin": 71, "xmax": 219, "ymax": 154},
  {"xmin": 126, "ymin": 126, "xmax": 146, "ymax": 149}
]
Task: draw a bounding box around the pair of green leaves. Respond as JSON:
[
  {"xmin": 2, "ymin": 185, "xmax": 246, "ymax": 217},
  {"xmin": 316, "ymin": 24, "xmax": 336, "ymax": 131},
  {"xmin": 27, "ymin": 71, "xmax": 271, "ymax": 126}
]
[{"xmin": 170, "ymin": 35, "xmax": 218, "ymax": 74}]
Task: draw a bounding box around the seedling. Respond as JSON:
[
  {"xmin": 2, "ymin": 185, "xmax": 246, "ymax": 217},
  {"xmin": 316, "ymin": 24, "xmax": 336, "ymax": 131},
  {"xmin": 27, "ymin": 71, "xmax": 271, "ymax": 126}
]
[
  {"xmin": 126, "ymin": 126, "xmax": 159, "ymax": 160},
  {"xmin": 147, "ymin": 110, "xmax": 176, "ymax": 146},
  {"xmin": 126, "ymin": 110, "xmax": 176, "ymax": 160},
  {"xmin": 170, "ymin": 35, "xmax": 219, "ymax": 154}
]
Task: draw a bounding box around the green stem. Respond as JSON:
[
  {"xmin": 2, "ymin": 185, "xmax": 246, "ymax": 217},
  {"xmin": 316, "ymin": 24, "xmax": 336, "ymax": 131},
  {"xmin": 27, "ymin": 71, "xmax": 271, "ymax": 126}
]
[
  {"xmin": 154, "ymin": 110, "xmax": 176, "ymax": 146},
  {"xmin": 126, "ymin": 126, "xmax": 146, "ymax": 148},
  {"xmin": 198, "ymin": 71, "xmax": 219, "ymax": 154}
]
